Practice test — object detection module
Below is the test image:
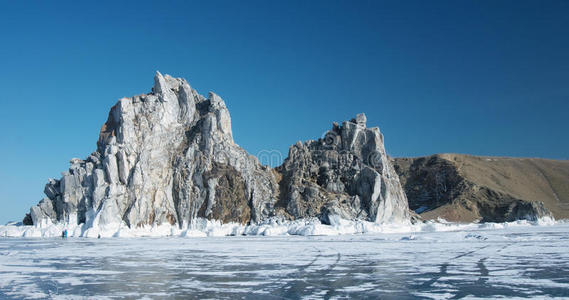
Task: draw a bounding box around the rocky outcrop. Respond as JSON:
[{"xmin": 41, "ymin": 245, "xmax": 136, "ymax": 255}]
[
  {"xmin": 275, "ymin": 114, "xmax": 410, "ymax": 224},
  {"xmin": 24, "ymin": 73, "xmax": 411, "ymax": 229},
  {"xmin": 24, "ymin": 72, "xmax": 279, "ymax": 228},
  {"xmin": 25, "ymin": 72, "xmax": 558, "ymax": 228},
  {"xmin": 392, "ymin": 154, "xmax": 562, "ymax": 222},
  {"xmin": 26, "ymin": 72, "xmax": 560, "ymax": 229}
]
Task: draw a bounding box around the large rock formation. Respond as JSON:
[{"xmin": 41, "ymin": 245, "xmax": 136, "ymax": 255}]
[
  {"xmin": 25, "ymin": 72, "xmax": 279, "ymax": 228},
  {"xmin": 275, "ymin": 114, "xmax": 410, "ymax": 224},
  {"xmin": 25, "ymin": 73, "xmax": 560, "ymax": 229},
  {"xmin": 24, "ymin": 73, "xmax": 411, "ymax": 229},
  {"xmin": 26, "ymin": 72, "xmax": 562, "ymax": 230},
  {"xmin": 392, "ymin": 154, "xmax": 565, "ymax": 222}
]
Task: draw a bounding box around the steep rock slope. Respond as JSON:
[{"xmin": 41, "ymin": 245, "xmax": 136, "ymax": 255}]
[
  {"xmin": 275, "ymin": 114, "xmax": 410, "ymax": 224},
  {"xmin": 24, "ymin": 73, "xmax": 411, "ymax": 229},
  {"xmin": 25, "ymin": 72, "xmax": 278, "ymax": 228},
  {"xmin": 392, "ymin": 154, "xmax": 569, "ymax": 222}
]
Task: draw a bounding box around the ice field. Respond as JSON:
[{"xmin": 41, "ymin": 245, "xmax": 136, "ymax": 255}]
[{"xmin": 1, "ymin": 219, "xmax": 568, "ymax": 299}]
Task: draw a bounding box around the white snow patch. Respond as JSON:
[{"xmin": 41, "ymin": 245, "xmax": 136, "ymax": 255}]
[{"xmin": 0, "ymin": 215, "xmax": 560, "ymax": 238}]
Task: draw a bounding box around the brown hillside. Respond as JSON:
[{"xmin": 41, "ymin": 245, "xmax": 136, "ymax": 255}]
[{"xmin": 392, "ymin": 154, "xmax": 569, "ymax": 222}]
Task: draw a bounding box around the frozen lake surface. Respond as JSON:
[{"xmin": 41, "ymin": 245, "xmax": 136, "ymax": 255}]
[{"xmin": 1, "ymin": 222, "xmax": 569, "ymax": 299}]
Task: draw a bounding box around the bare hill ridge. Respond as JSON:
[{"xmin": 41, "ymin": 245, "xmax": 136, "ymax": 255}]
[{"xmin": 392, "ymin": 154, "xmax": 569, "ymax": 222}]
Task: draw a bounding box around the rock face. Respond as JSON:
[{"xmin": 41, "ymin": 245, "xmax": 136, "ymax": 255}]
[
  {"xmin": 25, "ymin": 72, "xmax": 279, "ymax": 228},
  {"xmin": 24, "ymin": 73, "xmax": 412, "ymax": 229},
  {"xmin": 26, "ymin": 73, "xmax": 560, "ymax": 229},
  {"xmin": 275, "ymin": 114, "xmax": 410, "ymax": 224},
  {"xmin": 392, "ymin": 154, "xmax": 562, "ymax": 222},
  {"xmin": 24, "ymin": 73, "xmax": 410, "ymax": 228}
]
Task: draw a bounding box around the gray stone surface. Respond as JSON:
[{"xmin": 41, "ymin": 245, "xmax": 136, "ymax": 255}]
[
  {"xmin": 506, "ymin": 201, "xmax": 552, "ymax": 222},
  {"xmin": 24, "ymin": 72, "xmax": 411, "ymax": 228},
  {"xmin": 25, "ymin": 72, "xmax": 278, "ymax": 227},
  {"xmin": 275, "ymin": 114, "xmax": 410, "ymax": 224}
]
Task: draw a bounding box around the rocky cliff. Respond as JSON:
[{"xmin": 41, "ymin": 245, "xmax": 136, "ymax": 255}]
[
  {"xmin": 275, "ymin": 114, "xmax": 409, "ymax": 224},
  {"xmin": 25, "ymin": 72, "xmax": 279, "ymax": 228},
  {"xmin": 392, "ymin": 154, "xmax": 568, "ymax": 222},
  {"xmin": 24, "ymin": 73, "xmax": 411, "ymax": 229}
]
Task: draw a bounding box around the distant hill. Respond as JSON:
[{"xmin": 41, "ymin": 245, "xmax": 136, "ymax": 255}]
[{"xmin": 392, "ymin": 154, "xmax": 569, "ymax": 222}]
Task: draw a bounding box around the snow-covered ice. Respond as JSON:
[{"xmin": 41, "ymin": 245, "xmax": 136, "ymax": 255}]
[
  {"xmin": 1, "ymin": 219, "xmax": 568, "ymax": 299},
  {"xmin": 0, "ymin": 214, "xmax": 560, "ymax": 239}
]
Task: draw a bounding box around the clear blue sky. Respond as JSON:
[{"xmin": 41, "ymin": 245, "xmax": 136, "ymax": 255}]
[{"xmin": 0, "ymin": 0, "xmax": 568, "ymax": 224}]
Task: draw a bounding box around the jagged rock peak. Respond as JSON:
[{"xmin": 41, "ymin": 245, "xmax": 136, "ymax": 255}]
[
  {"xmin": 24, "ymin": 73, "xmax": 412, "ymax": 233},
  {"xmin": 276, "ymin": 114, "xmax": 410, "ymax": 224},
  {"xmin": 354, "ymin": 113, "xmax": 367, "ymax": 127},
  {"xmin": 25, "ymin": 72, "xmax": 278, "ymax": 231}
]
